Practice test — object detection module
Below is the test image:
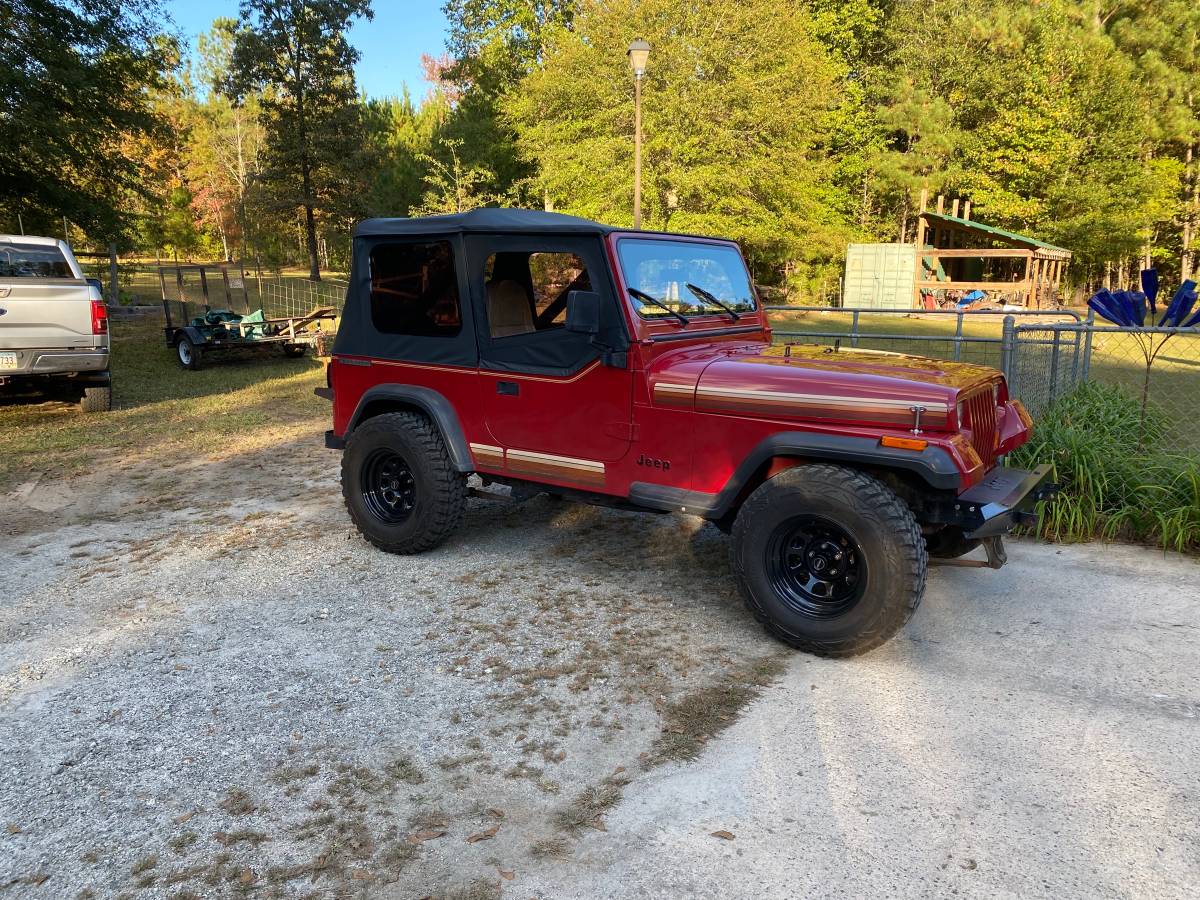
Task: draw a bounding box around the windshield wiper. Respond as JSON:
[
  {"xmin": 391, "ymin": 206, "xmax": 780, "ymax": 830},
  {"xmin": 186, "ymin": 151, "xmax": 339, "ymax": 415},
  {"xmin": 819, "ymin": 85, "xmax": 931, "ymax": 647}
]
[
  {"xmin": 628, "ymin": 287, "xmax": 689, "ymax": 325},
  {"xmin": 686, "ymin": 282, "xmax": 740, "ymax": 321}
]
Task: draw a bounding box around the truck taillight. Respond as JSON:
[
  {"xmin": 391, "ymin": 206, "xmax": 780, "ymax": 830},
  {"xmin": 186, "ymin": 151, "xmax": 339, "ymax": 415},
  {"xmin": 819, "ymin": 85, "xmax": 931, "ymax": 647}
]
[{"xmin": 91, "ymin": 299, "xmax": 108, "ymax": 335}]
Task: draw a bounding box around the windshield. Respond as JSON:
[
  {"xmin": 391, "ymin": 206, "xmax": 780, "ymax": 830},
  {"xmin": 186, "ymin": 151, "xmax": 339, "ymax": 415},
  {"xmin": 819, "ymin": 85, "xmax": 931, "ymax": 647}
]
[
  {"xmin": 0, "ymin": 243, "xmax": 73, "ymax": 278},
  {"xmin": 617, "ymin": 239, "xmax": 757, "ymax": 320}
]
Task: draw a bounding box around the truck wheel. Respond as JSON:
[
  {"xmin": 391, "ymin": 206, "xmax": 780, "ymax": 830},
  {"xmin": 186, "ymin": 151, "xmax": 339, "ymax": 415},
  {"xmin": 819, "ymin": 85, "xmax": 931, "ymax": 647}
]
[
  {"xmin": 79, "ymin": 384, "xmax": 112, "ymax": 413},
  {"xmin": 177, "ymin": 337, "xmax": 203, "ymax": 370},
  {"xmin": 731, "ymin": 464, "xmax": 926, "ymax": 658},
  {"xmin": 925, "ymin": 527, "xmax": 980, "ymax": 560},
  {"xmin": 342, "ymin": 411, "xmax": 467, "ymax": 554}
]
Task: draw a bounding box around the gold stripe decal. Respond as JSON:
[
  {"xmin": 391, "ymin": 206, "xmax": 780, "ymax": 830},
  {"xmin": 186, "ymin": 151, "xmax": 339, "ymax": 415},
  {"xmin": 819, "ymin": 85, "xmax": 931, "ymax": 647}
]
[
  {"xmin": 505, "ymin": 448, "xmax": 605, "ymax": 486},
  {"xmin": 697, "ymin": 385, "xmax": 948, "ymax": 411},
  {"xmin": 469, "ymin": 443, "xmax": 505, "ymax": 467}
]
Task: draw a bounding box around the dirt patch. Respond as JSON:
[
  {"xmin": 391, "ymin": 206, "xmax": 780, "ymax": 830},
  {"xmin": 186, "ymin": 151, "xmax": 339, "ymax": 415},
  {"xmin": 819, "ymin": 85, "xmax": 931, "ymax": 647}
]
[{"xmin": 0, "ymin": 423, "xmax": 785, "ymax": 897}]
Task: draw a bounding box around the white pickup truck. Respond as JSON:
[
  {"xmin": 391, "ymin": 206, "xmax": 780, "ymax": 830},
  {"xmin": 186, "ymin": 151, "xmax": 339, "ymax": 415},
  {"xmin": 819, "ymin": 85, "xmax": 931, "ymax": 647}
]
[{"xmin": 0, "ymin": 235, "xmax": 111, "ymax": 412}]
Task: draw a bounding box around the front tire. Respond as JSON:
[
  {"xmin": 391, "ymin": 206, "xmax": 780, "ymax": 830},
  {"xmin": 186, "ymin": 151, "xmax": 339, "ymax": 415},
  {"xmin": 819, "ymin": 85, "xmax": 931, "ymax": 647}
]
[
  {"xmin": 731, "ymin": 464, "xmax": 926, "ymax": 657},
  {"xmin": 341, "ymin": 412, "xmax": 467, "ymax": 554}
]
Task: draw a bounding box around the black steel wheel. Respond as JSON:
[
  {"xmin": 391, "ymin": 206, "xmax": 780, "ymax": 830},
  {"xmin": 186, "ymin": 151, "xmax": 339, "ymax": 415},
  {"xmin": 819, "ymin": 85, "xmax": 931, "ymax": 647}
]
[
  {"xmin": 765, "ymin": 516, "xmax": 865, "ymax": 619},
  {"xmin": 360, "ymin": 449, "xmax": 417, "ymax": 524},
  {"xmin": 341, "ymin": 411, "xmax": 467, "ymax": 555},
  {"xmin": 731, "ymin": 464, "xmax": 926, "ymax": 657}
]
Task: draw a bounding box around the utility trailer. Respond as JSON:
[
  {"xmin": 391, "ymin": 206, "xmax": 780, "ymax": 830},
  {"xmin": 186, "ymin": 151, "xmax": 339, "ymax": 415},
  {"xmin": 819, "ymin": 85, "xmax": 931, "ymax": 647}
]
[{"xmin": 162, "ymin": 300, "xmax": 336, "ymax": 370}]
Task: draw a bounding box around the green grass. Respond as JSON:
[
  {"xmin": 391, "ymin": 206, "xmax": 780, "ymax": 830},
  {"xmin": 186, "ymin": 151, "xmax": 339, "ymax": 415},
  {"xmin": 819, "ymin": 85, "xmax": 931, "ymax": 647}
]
[
  {"xmin": 1010, "ymin": 383, "xmax": 1200, "ymax": 552},
  {"xmin": 0, "ymin": 319, "xmax": 328, "ymax": 489}
]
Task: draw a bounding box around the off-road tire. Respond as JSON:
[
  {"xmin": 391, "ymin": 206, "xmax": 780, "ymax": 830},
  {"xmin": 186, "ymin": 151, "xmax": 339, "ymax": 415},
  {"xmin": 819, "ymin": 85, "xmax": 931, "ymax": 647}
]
[
  {"xmin": 731, "ymin": 464, "xmax": 926, "ymax": 657},
  {"xmin": 177, "ymin": 337, "xmax": 203, "ymax": 370},
  {"xmin": 925, "ymin": 527, "xmax": 980, "ymax": 560},
  {"xmin": 342, "ymin": 411, "xmax": 467, "ymax": 554},
  {"xmin": 79, "ymin": 384, "xmax": 112, "ymax": 413}
]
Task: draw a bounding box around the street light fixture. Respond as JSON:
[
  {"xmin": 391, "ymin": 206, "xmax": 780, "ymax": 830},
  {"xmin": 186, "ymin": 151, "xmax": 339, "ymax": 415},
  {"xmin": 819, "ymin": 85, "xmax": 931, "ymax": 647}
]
[{"xmin": 627, "ymin": 38, "xmax": 651, "ymax": 229}]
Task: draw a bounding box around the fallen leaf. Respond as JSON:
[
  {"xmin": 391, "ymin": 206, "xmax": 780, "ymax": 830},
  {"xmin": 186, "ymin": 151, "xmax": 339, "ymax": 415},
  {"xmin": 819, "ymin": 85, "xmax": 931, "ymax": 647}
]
[
  {"xmin": 6, "ymin": 824, "xmax": 21, "ymax": 834},
  {"xmin": 710, "ymin": 830, "xmax": 735, "ymax": 840},
  {"xmin": 486, "ymin": 808, "xmax": 505, "ymax": 820},
  {"xmin": 499, "ymin": 869, "xmax": 515, "ymax": 881},
  {"xmin": 238, "ymin": 867, "xmax": 255, "ymax": 885},
  {"xmin": 406, "ymin": 829, "xmax": 447, "ymax": 845},
  {"xmin": 960, "ymin": 859, "xmax": 977, "ymax": 871},
  {"xmin": 589, "ymin": 819, "xmax": 608, "ymax": 832},
  {"xmin": 466, "ymin": 825, "xmax": 500, "ymax": 843},
  {"xmin": 173, "ymin": 810, "xmax": 196, "ymax": 825}
]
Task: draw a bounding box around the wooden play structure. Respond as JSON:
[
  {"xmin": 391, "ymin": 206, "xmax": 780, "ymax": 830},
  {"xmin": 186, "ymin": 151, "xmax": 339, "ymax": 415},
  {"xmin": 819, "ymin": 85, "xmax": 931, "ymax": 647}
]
[{"xmin": 913, "ymin": 190, "xmax": 1072, "ymax": 309}]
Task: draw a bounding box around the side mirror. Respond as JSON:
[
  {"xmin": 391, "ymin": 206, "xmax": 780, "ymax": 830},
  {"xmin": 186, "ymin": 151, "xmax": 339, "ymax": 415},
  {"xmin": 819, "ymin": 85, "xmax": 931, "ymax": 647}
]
[{"xmin": 565, "ymin": 290, "xmax": 601, "ymax": 335}]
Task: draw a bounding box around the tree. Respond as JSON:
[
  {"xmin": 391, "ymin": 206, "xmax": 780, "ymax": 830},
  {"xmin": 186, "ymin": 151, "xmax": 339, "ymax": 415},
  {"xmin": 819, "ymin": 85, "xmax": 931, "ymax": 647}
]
[
  {"xmin": 438, "ymin": 0, "xmax": 576, "ymax": 201},
  {"xmin": 228, "ymin": 0, "xmax": 373, "ymax": 279},
  {"xmin": 504, "ymin": 0, "xmax": 851, "ymax": 291},
  {"xmin": 0, "ymin": 0, "xmax": 170, "ymax": 242},
  {"xmin": 868, "ymin": 0, "xmax": 1169, "ymax": 284},
  {"xmin": 410, "ymin": 138, "xmax": 499, "ymax": 215}
]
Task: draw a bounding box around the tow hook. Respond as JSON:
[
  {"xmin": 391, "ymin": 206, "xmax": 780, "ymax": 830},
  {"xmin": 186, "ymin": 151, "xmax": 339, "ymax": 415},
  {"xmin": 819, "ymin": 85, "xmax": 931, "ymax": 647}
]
[{"xmin": 981, "ymin": 536, "xmax": 1007, "ymax": 569}]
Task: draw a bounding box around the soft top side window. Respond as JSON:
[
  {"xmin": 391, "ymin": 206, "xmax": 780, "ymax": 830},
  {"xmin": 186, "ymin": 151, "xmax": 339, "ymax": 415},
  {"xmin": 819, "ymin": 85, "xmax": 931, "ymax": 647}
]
[
  {"xmin": 369, "ymin": 241, "xmax": 462, "ymax": 336},
  {"xmin": 484, "ymin": 251, "xmax": 591, "ymax": 339}
]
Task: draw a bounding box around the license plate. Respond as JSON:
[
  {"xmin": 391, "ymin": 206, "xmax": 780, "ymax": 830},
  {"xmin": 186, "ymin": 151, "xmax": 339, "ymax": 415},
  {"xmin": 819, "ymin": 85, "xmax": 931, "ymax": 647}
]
[{"xmin": 0, "ymin": 352, "xmax": 17, "ymax": 370}]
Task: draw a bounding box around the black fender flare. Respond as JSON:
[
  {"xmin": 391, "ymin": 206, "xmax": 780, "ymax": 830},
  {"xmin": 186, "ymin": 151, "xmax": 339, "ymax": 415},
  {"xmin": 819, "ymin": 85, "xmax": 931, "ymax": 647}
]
[
  {"xmin": 629, "ymin": 431, "xmax": 962, "ymax": 520},
  {"xmin": 345, "ymin": 384, "xmax": 473, "ymax": 472}
]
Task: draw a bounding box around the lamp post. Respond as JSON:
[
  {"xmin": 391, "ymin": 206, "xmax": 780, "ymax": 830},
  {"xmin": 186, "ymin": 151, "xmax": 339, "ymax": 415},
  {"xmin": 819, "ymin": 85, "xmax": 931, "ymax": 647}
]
[{"xmin": 627, "ymin": 38, "xmax": 651, "ymax": 229}]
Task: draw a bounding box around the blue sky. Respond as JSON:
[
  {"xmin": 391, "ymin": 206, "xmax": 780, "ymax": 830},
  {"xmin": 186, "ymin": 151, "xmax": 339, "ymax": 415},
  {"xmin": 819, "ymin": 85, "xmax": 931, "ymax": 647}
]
[{"xmin": 162, "ymin": 0, "xmax": 450, "ymax": 100}]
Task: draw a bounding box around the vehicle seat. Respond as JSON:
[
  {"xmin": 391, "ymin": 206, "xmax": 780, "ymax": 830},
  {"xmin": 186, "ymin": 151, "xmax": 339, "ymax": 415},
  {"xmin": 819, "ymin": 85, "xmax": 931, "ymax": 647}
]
[{"xmin": 487, "ymin": 279, "xmax": 534, "ymax": 337}]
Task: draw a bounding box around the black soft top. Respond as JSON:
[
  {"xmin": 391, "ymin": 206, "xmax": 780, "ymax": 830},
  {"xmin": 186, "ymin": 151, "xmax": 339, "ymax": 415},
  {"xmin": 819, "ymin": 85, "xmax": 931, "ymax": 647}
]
[{"xmin": 354, "ymin": 208, "xmax": 614, "ymax": 238}]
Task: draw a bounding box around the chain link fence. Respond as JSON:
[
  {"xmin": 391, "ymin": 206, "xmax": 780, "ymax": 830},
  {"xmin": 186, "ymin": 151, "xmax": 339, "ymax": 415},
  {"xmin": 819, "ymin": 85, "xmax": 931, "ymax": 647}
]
[{"xmin": 1009, "ymin": 322, "xmax": 1200, "ymax": 456}]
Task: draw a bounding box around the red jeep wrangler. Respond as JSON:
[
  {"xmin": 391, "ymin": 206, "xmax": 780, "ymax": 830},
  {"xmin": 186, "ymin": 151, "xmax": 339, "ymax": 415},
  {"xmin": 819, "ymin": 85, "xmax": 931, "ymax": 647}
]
[{"xmin": 325, "ymin": 209, "xmax": 1053, "ymax": 656}]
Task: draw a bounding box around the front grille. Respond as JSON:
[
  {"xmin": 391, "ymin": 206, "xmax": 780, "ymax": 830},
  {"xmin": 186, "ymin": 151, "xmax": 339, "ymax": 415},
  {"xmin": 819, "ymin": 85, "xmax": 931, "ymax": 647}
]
[{"xmin": 965, "ymin": 387, "xmax": 998, "ymax": 468}]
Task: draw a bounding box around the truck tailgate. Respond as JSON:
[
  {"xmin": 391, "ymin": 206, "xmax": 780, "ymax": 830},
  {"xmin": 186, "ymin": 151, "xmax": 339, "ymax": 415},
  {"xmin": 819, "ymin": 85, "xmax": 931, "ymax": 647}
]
[{"xmin": 0, "ymin": 280, "xmax": 97, "ymax": 350}]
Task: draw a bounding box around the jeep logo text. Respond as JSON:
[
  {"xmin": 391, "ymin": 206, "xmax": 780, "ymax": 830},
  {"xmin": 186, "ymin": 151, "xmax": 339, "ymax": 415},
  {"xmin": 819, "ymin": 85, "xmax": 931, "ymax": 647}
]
[{"xmin": 636, "ymin": 454, "xmax": 670, "ymax": 471}]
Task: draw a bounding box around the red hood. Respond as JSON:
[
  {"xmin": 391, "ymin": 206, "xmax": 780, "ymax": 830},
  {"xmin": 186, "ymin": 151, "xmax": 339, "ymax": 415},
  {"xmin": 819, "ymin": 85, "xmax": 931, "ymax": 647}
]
[{"xmin": 649, "ymin": 342, "xmax": 1000, "ymax": 431}]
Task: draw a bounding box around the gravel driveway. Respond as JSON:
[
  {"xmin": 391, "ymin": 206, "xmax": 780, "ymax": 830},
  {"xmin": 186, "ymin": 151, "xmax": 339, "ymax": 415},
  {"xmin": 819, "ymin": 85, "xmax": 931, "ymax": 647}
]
[{"xmin": 2, "ymin": 430, "xmax": 1197, "ymax": 899}]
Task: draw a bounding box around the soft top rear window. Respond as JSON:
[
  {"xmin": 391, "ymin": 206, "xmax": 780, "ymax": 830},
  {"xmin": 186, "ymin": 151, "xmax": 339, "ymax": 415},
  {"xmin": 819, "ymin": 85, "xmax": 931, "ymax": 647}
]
[{"xmin": 0, "ymin": 243, "xmax": 73, "ymax": 278}]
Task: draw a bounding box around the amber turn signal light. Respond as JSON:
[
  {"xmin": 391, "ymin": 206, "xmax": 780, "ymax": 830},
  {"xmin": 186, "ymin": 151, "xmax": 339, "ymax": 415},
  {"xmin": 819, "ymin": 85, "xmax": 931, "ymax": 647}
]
[{"xmin": 880, "ymin": 435, "xmax": 928, "ymax": 451}]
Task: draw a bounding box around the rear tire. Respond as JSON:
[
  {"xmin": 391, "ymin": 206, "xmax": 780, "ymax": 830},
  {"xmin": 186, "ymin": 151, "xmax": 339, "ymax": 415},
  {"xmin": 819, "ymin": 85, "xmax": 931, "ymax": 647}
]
[
  {"xmin": 341, "ymin": 412, "xmax": 467, "ymax": 554},
  {"xmin": 731, "ymin": 464, "xmax": 926, "ymax": 657},
  {"xmin": 177, "ymin": 337, "xmax": 203, "ymax": 370},
  {"xmin": 79, "ymin": 384, "xmax": 112, "ymax": 413}
]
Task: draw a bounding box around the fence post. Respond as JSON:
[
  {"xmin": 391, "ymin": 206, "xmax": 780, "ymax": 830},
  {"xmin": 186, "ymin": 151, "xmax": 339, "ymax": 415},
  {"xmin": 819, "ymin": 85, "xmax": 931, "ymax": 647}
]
[
  {"xmin": 1000, "ymin": 315, "xmax": 1015, "ymax": 381},
  {"xmin": 198, "ymin": 267, "xmax": 210, "ymax": 307},
  {"xmin": 850, "ymin": 309, "xmax": 860, "ymax": 348},
  {"xmin": 953, "ymin": 312, "xmax": 964, "ymax": 361},
  {"xmin": 1081, "ymin": 307, "xmax": 1096, "ymax": 382},
  {"xmin": 1049, "ymin": 328, "xmax": 1061, "ymax": 398},
  {"xmin": 107, "ymin": 243, "xmax": 118, "ymax": 306}
]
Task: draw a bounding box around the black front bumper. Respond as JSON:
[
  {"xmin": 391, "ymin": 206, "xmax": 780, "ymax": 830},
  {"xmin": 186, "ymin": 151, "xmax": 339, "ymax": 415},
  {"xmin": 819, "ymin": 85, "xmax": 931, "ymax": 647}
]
[{"xmin": 942, "ymin": 464, "xmax": 1056, "ymax": 538}]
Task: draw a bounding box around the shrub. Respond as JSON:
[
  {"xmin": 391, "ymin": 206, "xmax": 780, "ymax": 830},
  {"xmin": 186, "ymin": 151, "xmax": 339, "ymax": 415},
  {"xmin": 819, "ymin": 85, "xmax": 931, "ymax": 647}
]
[{"xmin": 1010, "ymin": 383, "xmax": 1200, "ymax": 551}]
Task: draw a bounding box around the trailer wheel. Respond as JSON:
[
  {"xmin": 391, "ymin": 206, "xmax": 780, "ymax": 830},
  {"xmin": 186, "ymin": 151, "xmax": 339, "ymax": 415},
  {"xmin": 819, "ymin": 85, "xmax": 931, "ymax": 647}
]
[
  {"xmin": 731, "ymin": 464, "xmax": 926, "ymax": 658},
  {"xmin": 342, "ymin": 411, "xmax": 467, "ymax": 554},
  {"xmin": 282, "ymin": 344, "xmax": 306, "ymax": 358},
  {"xmin": 176, "ymin": 336, "xmax": 203, "ymax": 370},
  {"xmin": 79, "ymin": 384, "xmax": 112, "ymax": 413}
]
